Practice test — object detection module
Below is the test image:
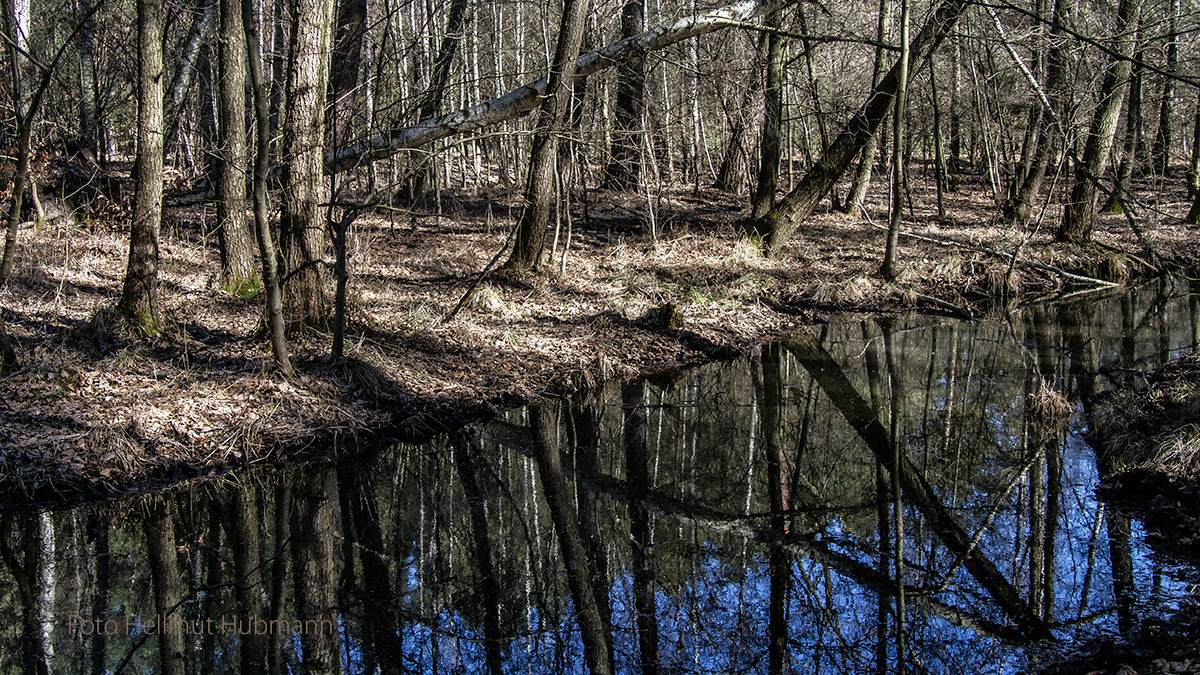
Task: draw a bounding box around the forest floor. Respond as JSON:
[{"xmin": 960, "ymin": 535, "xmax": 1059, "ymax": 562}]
[
  {"xmin": 1, "ymin": 170, "xmax": 1200, "ymax": 506},
  {"xmin": 1037, "ymin": 354, "xmax": 1200, "ymax": 675}
]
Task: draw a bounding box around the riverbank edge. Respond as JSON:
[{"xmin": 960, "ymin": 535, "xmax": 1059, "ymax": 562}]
[{"xmin": 0, "ymin": 206, "xmax": 1196, "ymax": 510}]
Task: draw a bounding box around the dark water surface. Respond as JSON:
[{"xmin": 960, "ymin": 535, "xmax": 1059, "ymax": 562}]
[{"xmin": 5, "ymin": 281, "xmax": 1200, "ymax": 674}]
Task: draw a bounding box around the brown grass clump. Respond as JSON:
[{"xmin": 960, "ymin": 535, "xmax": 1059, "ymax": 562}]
[
  {"xmin": 1090, "ymin": 355, "xmax": 1200, "ymax": 476},
  {"xmin": 1028, "ymin": 382, "xmax": 1073, "ymax": 434}
]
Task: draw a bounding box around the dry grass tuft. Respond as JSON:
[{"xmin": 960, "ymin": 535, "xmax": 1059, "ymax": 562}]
[
  {"xmin": 1090, "ymin": 355, "xmax": 1200, "ymax": 476},
  {"xmin": 1148, "ymin": 424, "xmax": 1200, "ymax": 479},
  {"xmin": 466, "ymin": 284, "xmax": 505, "ymax": 313},
  {"xmin": 1099, "ymin": 253, "xmax": 1130, "ymax": 282},
  {"xmin": 1028, "ymin": 383, "xmax": 1073, "ymax": 434}
]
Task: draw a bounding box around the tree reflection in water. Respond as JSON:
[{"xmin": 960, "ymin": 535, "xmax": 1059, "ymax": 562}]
[{"xmin": 3, "ymin": 284, "xmax": 1198, "ymax": 673}]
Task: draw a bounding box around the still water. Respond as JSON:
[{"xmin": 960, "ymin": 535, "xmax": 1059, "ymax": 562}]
[{"xmin": 4, "ymin": 282, "xmax": 1199, "ymax": 674}]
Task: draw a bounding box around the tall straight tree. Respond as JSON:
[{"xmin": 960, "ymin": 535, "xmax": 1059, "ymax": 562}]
[
  {"xmin": 327, "ymin": 0, "xmax": 367, "ymax": 147},
  {"xmin": 1058, "ymin": 0, "xmax": 1145, "ymax": 243},
  {"xmin": 843, "ymin": 0, "xmax": 891, "ymax": 215},
  {"xmin": 1151, "ymin": 0, "xmax": 1179, "ymax": 176},
  {"xmin": 280, "ymin": 0, "xmax": 335, "ymax": 327},
  {"xmin": 119, "ymin": 0, "xmax": 166, "ymax": 328},
  {"xmin": 76, "ymin": 0, "xmax": 102, "ymax": 162},
  {"xmin": 880, "ymin": 0, "xmax": 909, "ymax": 280},
  {"xmin": 750, "ymin": 9, "xmax": 783, "ymax": 220},
  {"xmin": 504, "ymin": 0, "xmax": 590, "ymax": 271},
  {"xmin": 217, "ymin": 0, "xmax": 256, "ymax": 290},
  {"xmin": 601, "ymin": 0, "xmax": 645, "ymax": 190},
  {"xmin": 244, "ymin": 0, "xmax": 293, "ymax": 374},
  {"xmin": 1008, "ymin": 0, "xmax": 1067, "ymax": 222}
]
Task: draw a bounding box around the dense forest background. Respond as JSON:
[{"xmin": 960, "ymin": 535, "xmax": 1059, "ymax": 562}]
[{"xmin": 0, "ymin": 0, "xmax": 1196, "ymax": 371}]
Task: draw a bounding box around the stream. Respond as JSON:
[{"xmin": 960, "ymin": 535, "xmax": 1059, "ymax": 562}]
[{"xmin": 4, "ymin": 280, "xmax": 1200, "ymax": 673}]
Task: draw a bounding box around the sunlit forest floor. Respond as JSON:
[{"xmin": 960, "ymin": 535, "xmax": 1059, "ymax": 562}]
[{"xmin": 2, "ymin": 170, "xmax": 1199, "ymax": 504}]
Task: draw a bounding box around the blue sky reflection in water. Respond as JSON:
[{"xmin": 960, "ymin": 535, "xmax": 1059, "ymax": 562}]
[{"xmin": 6, "ymin": 281, "xmax": 1199, "ymax": 674}]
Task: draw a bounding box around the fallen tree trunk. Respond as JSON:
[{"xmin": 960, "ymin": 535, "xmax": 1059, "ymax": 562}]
[
  {"xmin": 323, "ymin": 0, "xmax": 801, "ymax": 174},
  {"xmin": 747, "ymin": 0, "xmax": 971, "ymax": 255}
]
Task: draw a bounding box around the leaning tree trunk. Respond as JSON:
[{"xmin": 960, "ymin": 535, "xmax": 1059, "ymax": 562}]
[
  {"xmin": 280, "ymin": 0, "xmax": 335, "ymax": 327},
  {"xmin": 1058, "ymin": 0, "xmax": 1145, "ymax": 243},
  {"xmin": 504, "ymin": 0, "xmax": 591, "ymax": 272},
  {"xmin": 217, "ymin": 0, "xmax": 256, "ymax": 291},
  {"xmin": 163, "ymin": 0, "xmax": 216, "ymax": 154},
  {"xmin": 750, "ymin": 11, "xmax": 783, "ymax": 221},
  {"xmin": 601, "ymin": 0, "xmax": 645, "ymax": 190},
  {"xmin": 1109, "ymin": 44, "xmax": 1144, "ymax": 212},
  {"xmin": 747, "ymin": 0, "xmax": 971, "ymax": 256},
  {"xmin": 119, "ymin": 0, "xmax": 166, "ymax": 329}
]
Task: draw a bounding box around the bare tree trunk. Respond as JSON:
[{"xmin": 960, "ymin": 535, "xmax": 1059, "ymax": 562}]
[
  {"xmin": 1058, "ymin": 0, "xmax": 1145, "ymax": 243},
  {"xmin": 751, "ymin": 11, "xmax": 783, "ymax": 220},
  {"xmin": 325, "ymin": 0, "xmax": 793, "ymax": 174},
  {"xmin": 1188, "ymin": 87, "xmax": 1200, "ymax": 198},
  {"xmin": 1109, "ymin": 45, "xmax": 1144, "ymax": 212},
  {"xmin": 326, "ymin": 0, "xmax": 366, "ymax": 148},
  {"xmin": 880, "ymin": 0, "xmax": 909, "ymax": 280},
  {"xmin": 602, "ymin": 0, "xmax": 645, "ymax": 190},
  {"xmin": 714, "ymin": 33, "xmax": 766, "ymax": 193},
  {"xmin": 164, "ymin": 0, "xmax": 217, "ymax": 154},
  {"xmin": 1151, "ymin": 0, "xmax": 1179, "ymax": 176},
  {"xmin": 76, "ymin": 0, "xmax": 102, "ymax": 162},
  {"xmin": 244, "ymin": 0, "xmax": 293, "ymax": 374},
  {"xmin": 407, "ymin": 0, "xmax": 470, "ymax": 199},
  {"xmin": 504, "ymin": 0, "xmax": 590, "ymax": 271},
  {"xmin": 280, "ymin": 0, "xmax": 334, "ymax": 327},
  {"xmin": 747, "ymin": 0, "xmax": 970, "ymax": 256},
  {"xmin": 268, "ymin": 0, "xmax": 286, "ymax": 155},
  {"xmin": 1008, "ymin": 0, "xmax": 1066, "ymax": 222},
  {"xmin": 197, "ymin": 42, "xmax": 219, "ymax": 183},
  {"xmin": 931, "ymin": 59, "xmax": 946, "ymax": 219},
  {"xmin": 119, "ymin": 0, "xmax": 166, "ymax": 329},
  {"xmin": 218, "ymin": 0, "xmax": 257, "ymax": 290}
]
